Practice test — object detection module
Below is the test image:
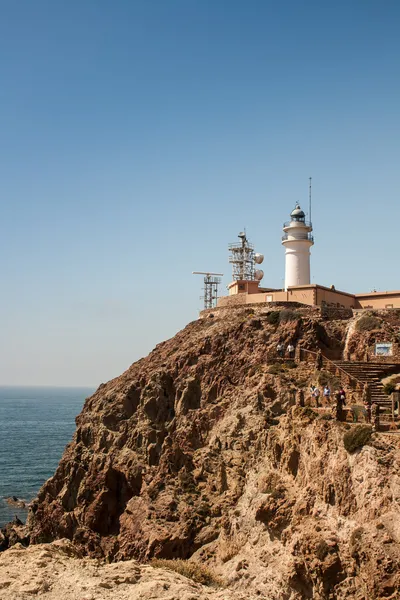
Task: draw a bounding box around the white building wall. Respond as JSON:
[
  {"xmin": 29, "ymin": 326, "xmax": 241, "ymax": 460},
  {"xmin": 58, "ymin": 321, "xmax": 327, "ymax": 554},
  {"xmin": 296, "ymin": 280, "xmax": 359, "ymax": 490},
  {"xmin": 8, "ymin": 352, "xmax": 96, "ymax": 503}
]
[{"xmin": 284, "ymin": 242, "xmax": 311, "ymax": 289}]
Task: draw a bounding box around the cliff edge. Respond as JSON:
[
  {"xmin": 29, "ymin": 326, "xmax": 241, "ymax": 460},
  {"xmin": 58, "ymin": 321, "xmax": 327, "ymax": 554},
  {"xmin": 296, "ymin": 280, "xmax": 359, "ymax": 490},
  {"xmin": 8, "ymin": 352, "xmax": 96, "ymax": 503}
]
[{"xmin": 8, "ymin": 306, "xmax": 400, "ymax": 599}]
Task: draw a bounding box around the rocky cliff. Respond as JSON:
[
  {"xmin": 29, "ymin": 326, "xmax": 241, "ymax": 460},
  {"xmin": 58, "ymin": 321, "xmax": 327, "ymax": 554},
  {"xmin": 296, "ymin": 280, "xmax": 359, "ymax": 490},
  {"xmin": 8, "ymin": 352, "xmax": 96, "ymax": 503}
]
[{"xmin": 12, "ymin": 307, "xmax": 400, "ymax": 598}]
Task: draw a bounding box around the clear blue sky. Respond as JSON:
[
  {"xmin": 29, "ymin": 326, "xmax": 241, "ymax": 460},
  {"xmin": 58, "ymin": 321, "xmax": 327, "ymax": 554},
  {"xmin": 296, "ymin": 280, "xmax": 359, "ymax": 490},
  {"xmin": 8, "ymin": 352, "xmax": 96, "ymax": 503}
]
[{"xmin": 0, "ymin": 0, "xmax": 399, "ymax": 386}]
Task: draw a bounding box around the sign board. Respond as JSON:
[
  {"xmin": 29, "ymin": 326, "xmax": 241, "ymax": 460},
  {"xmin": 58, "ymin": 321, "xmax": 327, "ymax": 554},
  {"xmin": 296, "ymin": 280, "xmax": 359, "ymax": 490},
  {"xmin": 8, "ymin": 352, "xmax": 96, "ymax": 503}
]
[{"xmin": 375, "ymin": 343, "xmax": 393, "ymax": 356}]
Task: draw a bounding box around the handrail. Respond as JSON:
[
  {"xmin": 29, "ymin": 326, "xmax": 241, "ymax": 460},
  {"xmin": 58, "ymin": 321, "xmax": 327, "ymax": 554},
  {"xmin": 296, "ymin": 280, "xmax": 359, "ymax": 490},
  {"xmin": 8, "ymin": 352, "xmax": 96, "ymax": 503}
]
[
  {"xmin": 282, "ymin": 233, "xmax": 314, "ymax": 242},
  {"xmin": 299, "ymin": 348, "xmax": 364, "ymax": 387}
]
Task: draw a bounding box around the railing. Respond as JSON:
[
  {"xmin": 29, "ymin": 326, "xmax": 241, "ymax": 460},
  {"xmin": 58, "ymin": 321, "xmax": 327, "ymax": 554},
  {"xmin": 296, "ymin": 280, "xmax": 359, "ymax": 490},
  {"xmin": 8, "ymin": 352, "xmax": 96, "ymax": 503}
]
[
  {"xmin": 281, "ymin": 233, "xmax": 314, "ymax": 242},
  {"xmin": 299, "ymin": 348, "xmax": 364, "ymax": 393},
  {"xmin": 283, "ymin": 220, "xmax": 312, "ymax": 228}
]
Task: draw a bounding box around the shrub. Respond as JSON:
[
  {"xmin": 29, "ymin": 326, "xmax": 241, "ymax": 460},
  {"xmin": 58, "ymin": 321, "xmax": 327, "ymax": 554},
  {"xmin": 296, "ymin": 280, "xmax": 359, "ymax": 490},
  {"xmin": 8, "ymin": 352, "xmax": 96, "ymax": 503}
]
[
  {"xmin": 317, "ymin": 370, "xmax": 340, "ymax": 390},
  {"xmin": 279, "ymin": 309, "xmax": 300, "ymax": 323},
  {"xmin": 151, "ymin": 559, "xmax": 223, "ymax": 587},
  {"xmin": 285, "ymin": 360, "xmax": 297, "ymax": 369},
  {"xmin": 343, "ymin": 425, "xmax": 372, "ymax": 453},
  {"xmin": 266, "ymin": 311, "xmax": 280, "ymax": 325},
  {"xmin": 320, "ymin": 413, "xmax": 333, "ymax": 421},
  {"xmin": 218, "ymin": 534, "xmax": 245, "ymax": 563},
  {"xmin": 383, "ymin": 382, "xmax": 396, "ymax": 396},
  {"xmin": 355, "ymin": 315, "xmax": 381, "ymax": 332},
  {"xmin": 269, "ymin": 363, "xmax": 283, "ymax": 375}
]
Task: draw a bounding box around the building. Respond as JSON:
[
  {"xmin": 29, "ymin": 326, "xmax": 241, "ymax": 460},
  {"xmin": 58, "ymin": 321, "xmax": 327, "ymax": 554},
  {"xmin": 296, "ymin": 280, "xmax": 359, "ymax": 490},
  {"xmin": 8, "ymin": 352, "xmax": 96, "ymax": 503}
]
[{"xmin": 218, "ymin": 204, "xmax": 400, "ymax": 310}]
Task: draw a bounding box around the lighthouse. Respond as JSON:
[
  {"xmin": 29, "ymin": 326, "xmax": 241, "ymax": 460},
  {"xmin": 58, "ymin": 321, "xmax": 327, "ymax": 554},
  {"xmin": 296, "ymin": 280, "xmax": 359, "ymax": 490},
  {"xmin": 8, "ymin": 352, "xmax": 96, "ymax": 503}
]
[{"xmin": 282, "ymin": 203, "xmax": 314, "ymax": 290}]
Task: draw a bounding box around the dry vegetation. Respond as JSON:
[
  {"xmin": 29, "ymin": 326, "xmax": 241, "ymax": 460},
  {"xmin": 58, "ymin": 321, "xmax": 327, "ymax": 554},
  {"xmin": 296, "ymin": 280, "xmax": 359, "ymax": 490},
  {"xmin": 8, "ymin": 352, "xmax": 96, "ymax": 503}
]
[
  {"xmin": 151, "ymin": 558, "xmax": 224, "ymax": 588},
  {"xmin": 355, "ymin": 314, "xmax": 381, "ymax": 332}
]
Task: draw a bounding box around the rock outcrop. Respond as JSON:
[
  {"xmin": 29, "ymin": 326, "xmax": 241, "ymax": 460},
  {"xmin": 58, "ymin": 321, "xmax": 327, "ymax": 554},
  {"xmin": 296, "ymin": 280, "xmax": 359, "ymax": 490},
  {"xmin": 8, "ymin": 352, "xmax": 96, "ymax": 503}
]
[{"xmin": 16, "ymin": 307, "xmax": 400, "ymax": 598}]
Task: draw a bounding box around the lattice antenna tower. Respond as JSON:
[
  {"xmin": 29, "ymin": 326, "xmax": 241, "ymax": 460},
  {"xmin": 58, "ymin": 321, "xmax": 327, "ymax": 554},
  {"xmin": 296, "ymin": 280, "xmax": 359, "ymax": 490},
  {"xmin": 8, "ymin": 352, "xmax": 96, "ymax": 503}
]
[
  {"xmin": 192, "ymin": 272, "xmax": 224, "ymax": 310},
  {"xmin": 228, "ymin": 231, "xmax": 256, "ymax": 280}
]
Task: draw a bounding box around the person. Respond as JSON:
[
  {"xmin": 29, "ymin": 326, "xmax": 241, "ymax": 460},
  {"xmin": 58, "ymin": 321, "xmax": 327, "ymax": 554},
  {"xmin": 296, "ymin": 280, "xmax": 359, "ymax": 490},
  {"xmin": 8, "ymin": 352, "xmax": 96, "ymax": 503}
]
[
  {"xmin": 323, "ymin": 385, "xmax": 331, "ymax": 401},
  {"xmin": 287, "ymin": 343, "xmax": 295, "ymax": 359},
  {"xmin": 315, "ymin": 350, "xmax": 323, "ymax": 371},
  {"xmin": 313, "ymin": 386, "xmax": 321, "ymax": 407},
  {"xmin": 339, "ymin": 387, "xmax": 346, "ymax": 403},
  {"xmin": 371, "ymin": 403, "xmax": 380, "ymax": 431},
  {"xmin": 334, "ymin": 389, "xmax": 346, "ymax": 421},
  {"xmin": 277, "ymin": 342, "xmax": 284, "ymax": 358}
]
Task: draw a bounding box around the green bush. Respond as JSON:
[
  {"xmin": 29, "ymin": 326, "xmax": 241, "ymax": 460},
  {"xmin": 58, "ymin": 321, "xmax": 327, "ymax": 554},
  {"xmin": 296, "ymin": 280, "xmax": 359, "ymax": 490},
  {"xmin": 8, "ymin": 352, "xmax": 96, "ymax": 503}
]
[
  {"xmin": 285, "ymin": 360, "xmax": 297, "ymax": 369},
  {"xmin": 151, "ymin": 559, "xmax": 223, "ymax": 587},
  {"xmin": 343, "ymin": 425, "xmax": 372, "ymax": 453},
  {"xmin": 279, "ymin": 309, "xmax": 300, "ymax": 323},
  {"xmin": 266, "ymin": 311, "xmax": 280, "ymax": 325},
  {"xmin": 355, "ymin": 315, "xmax": 381, "ymax": 332},
  {"xmin": 268, "ymin": 361, "xmax": 297, "ymax": 375},
  {"xmin": 383, "ymin": 382, "xmax": 396, "ymax": 396}
]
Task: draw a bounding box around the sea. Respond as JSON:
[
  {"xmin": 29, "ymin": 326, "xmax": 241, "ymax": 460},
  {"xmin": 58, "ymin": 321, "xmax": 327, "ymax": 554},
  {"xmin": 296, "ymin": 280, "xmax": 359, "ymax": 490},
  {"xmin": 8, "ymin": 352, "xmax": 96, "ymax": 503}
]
[{"xmin": 0, "ymin": 386, "xmax": 94, "ymax": 527}]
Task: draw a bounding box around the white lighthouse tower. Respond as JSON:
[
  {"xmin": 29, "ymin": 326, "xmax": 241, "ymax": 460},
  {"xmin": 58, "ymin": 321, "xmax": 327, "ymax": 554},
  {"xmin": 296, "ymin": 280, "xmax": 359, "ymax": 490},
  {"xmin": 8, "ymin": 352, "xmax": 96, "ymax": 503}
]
[{"xmin": 282, "ymin": 203, "xmax": 314, "ymax": 290}]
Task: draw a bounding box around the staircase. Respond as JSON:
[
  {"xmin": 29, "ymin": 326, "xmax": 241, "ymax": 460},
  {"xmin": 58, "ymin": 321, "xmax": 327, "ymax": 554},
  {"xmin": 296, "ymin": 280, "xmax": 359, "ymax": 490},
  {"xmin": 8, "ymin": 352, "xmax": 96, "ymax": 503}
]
[
  {"xmin": 334, "ymin": 361, "xmax": 400, "ymax": 415},
  {"xmin": 298, "ymin": 348, "xmax": 400, "ymax": 418}
]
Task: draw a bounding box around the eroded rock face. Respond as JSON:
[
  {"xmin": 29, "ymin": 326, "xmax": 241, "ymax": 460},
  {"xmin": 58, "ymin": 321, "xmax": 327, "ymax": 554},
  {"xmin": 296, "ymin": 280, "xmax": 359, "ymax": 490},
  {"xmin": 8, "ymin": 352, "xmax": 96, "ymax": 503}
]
[{"xmin": 24, "ymin": 307, "xmax": 400, "ymax": 599}]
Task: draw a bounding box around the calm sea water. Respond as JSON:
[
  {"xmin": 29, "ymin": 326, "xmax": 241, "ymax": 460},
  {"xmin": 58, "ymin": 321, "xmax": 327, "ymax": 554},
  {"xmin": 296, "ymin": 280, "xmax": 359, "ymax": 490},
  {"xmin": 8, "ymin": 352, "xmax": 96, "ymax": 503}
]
[{"xmin": 0, "ymin": 386, "xmax": 93, "ymax": 527}]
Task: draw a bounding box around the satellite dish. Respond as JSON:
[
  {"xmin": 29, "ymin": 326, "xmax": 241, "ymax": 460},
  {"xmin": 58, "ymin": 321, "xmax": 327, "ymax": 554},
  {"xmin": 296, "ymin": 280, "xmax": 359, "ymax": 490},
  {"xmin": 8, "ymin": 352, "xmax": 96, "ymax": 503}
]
[
  {"xmin": 254, "ymin": 269, "xmax": 264, "ymax": 281},
  {"xmin": 254, "ymin": 253, "xmax": 264, "ymax": 264}
]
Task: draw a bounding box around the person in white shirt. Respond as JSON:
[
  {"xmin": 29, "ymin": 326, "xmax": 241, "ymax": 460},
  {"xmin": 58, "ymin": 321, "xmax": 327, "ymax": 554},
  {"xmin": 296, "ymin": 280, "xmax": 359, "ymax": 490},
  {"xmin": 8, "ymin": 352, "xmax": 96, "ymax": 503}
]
[
  {"xmin": 313, "ymin": 386, "xmax": 321, "ymax": 407},
  {"xmin": 323, "ymin": 385, "xmax": 331, "ymax": 400},
  {"xmin": 286, "ymin": 343, "xmax": 295, "ymax": 359}
]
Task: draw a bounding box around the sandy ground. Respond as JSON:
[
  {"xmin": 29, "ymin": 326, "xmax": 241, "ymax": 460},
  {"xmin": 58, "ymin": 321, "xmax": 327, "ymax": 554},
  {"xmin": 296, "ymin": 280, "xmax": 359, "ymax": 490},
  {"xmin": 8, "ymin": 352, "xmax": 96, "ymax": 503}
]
[{"xmin": 0, "ymin": 539, "xmax": 248, "ymax": 600}]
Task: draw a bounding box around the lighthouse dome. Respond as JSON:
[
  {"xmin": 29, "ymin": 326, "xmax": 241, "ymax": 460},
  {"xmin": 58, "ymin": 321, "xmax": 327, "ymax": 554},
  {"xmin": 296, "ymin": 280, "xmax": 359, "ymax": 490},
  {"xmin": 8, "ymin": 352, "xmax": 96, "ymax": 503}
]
[{"xmin": 290, "ymin": 204, "xmax": 305, "ymax": 220}]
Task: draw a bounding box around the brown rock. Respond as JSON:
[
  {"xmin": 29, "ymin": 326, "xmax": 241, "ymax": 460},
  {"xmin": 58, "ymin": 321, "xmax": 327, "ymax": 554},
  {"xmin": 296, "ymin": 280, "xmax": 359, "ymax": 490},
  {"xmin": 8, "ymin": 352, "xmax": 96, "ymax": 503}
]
[{"xmin": 14, "ymin": 306, "xmax": 400, "ymax": 598}]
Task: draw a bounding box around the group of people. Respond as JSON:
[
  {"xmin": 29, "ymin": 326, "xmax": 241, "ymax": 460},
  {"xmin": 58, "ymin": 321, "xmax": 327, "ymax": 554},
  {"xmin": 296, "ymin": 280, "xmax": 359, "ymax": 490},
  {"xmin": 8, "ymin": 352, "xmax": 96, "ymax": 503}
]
[
  {"xmin": 276, "ymin": 345, "xmax": 382, "ymax": 428},
  {"xmin": 308, "ymin": 381, "xmax": 380, "ymax": 427},
  {"xmin": 297, "ymin": 385, "xmax": 347, "ymax": 420},
  {"xmin": 309, "ymin": 384, "xmax": 342, "ymax": 408},
  {"xmin": 276, "ymin": 342, "xmax": 295, "ymax": 359}
]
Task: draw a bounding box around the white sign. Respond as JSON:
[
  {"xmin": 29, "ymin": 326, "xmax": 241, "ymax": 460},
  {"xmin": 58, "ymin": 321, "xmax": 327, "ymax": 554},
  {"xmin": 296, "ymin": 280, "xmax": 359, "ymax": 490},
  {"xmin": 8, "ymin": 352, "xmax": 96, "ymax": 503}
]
[{"xmin": 375, "ymin": 343, "xmax": 393, "ymax": 356}]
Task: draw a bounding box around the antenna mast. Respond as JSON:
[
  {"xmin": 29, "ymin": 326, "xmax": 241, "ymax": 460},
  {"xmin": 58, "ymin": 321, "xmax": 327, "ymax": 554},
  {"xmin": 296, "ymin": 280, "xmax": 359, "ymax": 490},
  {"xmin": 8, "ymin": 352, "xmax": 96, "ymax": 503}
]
[
  {"xmin": 228, "ymin": 232, "xmax": 255, "ymax": 281},
  {"xmin": 192, "ymin": 272, "xmax": 223, "ymax": 310},
  {"xmin": 309, "ymin": 176, "xmax": 312, "ymax": 225}
]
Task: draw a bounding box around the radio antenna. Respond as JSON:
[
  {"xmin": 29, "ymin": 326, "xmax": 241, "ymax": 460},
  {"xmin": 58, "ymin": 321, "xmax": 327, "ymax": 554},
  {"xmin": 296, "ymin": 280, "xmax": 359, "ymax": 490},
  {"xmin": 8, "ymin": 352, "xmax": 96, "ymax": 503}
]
[
  {"xmin": 192, "ymin": 272, "xmax": 223, "ymax": 310},
  {"xmin": 309, "ymin": 176, "xmax": 312, "ymax": 224}
]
